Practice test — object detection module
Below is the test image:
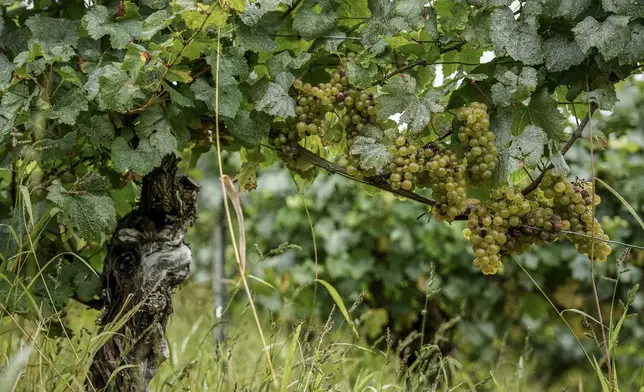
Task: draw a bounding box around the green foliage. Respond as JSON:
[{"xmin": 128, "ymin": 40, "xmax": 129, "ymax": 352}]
[
  {"xmin": 46, "ymin": 174, "xmax": 116, "ymax": 243},
  {"xmin": 1, "ymin": 2, "xmax": 644, "ymax": 387}
]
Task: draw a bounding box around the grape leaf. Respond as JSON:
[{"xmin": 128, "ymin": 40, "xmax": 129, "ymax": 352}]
[
  {"xmin": 624, "ymin": 23, "xmax": 644, "ymax": 64},
  {"xmin": 191, "ymin": 77, "xmax": 242, "ymax": 118},
  {"xmin": 86, "ymin": 64, "xmax": 145, "ymax": 113},
  {"xmin": 509, "ymin": 125, "xmax": 548, "ymax": 167},
  {"xmin": 0, "ymin": 54, "xmax": 14, "ymax": 91},
  {"xmin": 135, "ymin": 105, "xmax": 178, "ymax": 154},
  {"xmin": 47, "ymin": 174, "xmax": 117, "ymax": 243},
  {"xmin": 349, "ymin": 135, "xmax": 391, "ymax": 173},
  {"xmin": 255, "ymin": 72, "xmax": 296, "ymax": 118},
  {"xmin": 46, "ymin": 87, "xmax": 88, "ymax": 125},
  {"xmin": 550, "ymin": 152, "xmax": 570, "ymax": 176},
  {"xmin": 293, "ymin": 0, "xmax": 337, "ymax": 40},
  {"xmin": 111, "ymin": 137, "xmax": 163, "ymax": 175},
  {"xmin": 346, "ymin": 59, "xmax": 377, "ymax": 89},
  {"xmin": 1, "ymin": 84, "xmax": 31, "ymax": 120},
  {"xmin": 26, "ymin": 15, "xmax": 80, "ymax": 50},
  {"xmin": 141, "ymin": 10, "xmax": 170, "ymax": 41},
  {"xmin": 378, "ymin": 74, "xmax": 443, "ymax": 135},
  {"xmin": 511, "ymin": 87, "xmax": 566, "ymax": 141},
  {"xmin": 240, "ymin": 0, "xmax": 293, "ymax": 26},
  {"xmin": 490, "ymin": 7, "xmax": 544, "ymax": 65},
  {"xmin": 83, "ymin": 5, "xmax": 142, "ymax": 50},
  {"xmin": 227, "ymin": 109, "xmax": 271, "ymax": 148},
  {"xmin": 573, "ymin": 15, "xmax": 630, "ymax": 61},
  {"xmin": 602, "ymin": 0, "xmax": 644, "ymax": 18},
  {"xmin": 542, "ymin": 33, "xmax": 585, "ymax": 72},
  {"xmin": 237, "ymin": 24, "xmax": 276, "ymax": 52},
  {"xmin": 491, "ymin": 65, "xmax": 538, "ymax": 107},
  {"xmin": 142, "ymin": 0, "xmax": 169, "ymax": 9},
  {"xmin": 163, "ymin": 82, "xmax": 194, "ymax": 107},
  {"xmin": 581, "ymin": 86, "xmax": 618, "ymax": 110},
  {"xmin": 267, "ymin": 51, "xmax": 312, "ymax": 78},
  {"xmin": 82, "ymin": 115, "xmax": 115, "ymax": 150},
  {"xmin": 55, "ymin": 66, "xmax": 82, "ymax": 87}
]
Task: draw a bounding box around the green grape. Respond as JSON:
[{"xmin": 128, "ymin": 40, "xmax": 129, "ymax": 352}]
[{"xmin": 456, "ymin": 102, "xmax": 498, "ymax": 183}]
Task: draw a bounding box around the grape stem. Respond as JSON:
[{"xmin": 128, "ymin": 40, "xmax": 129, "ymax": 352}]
[
  {"xmin": 521, "ymin": 103, "xmax": 598, "ymax": 196},
  {"xmin": 289, "ymin": 145, "xmax": 439, "ymax": 206}
]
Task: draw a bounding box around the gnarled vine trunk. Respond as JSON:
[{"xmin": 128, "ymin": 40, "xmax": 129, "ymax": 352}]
[{"xmin": 88, "ymin": 155, "xmax": 199, "ymax": 392}]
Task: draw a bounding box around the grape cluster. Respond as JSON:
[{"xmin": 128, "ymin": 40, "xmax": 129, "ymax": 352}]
[
  {"xmin": 419, "ymin": 142, "xmax": 468, "ymax": 221},
  {"xmin": 464, "ymin": 186, "xmax": 532, "ymax": 274},
  {"xmin": 456, "ymin": 102, "xmax": 498, "ymax": 182},
  {"xmin": 539, "ymin": 173, "xmax": 612, "ymax": 261},
  {"xmin": 464, "ymin": 174, "xmax": 613, "ymax": 275},
  {"xmin": 271, "ymin": 70, "xmax": 351, "ymax": 152},
  {"xmin": 340, "ymin": 89, "xmax": 378, "ymax": 144},
  {"xmin": 386, "ymin": 136, "xmax": 424, "ymax": 191}
]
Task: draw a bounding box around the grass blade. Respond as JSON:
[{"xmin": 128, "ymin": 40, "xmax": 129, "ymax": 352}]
[
  {"xmin": 0, "ymin": 344, "xmax": 33, "ymax": 392},
  {"xmin": 18, "ymin": 185, "xmax": 34, "ymax": 228},
  {"xmin": 280, "ymin": 322, "xmax": 302, "ymax": 392},
  {"xmin": 596, "ymin": 178, "xmax": 644, "ymax": 232},
  {"xmin": 315, "ymin": 279, "xmax": 359, "ymax": 338}
]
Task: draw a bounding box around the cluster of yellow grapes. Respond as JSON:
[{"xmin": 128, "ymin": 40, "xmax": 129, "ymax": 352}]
[
  {"xmin": 463, "ymin": 174, "xmax": 612, "ymax": 275},
  {"xmin": 540, "ymin": 173, "xmax": 612, "ymax": 261},
  {"xmin": 456, "ymin": 102, "xmax": 498, "ymax": 182},
  {"xmin": 418, "ymin": 142, "xmax": 469, "ymax": 221},
  {"xmin": 272, "ymin": 69, "xmax": 352, "ymax": 151},
  {"xmin": 386, "ymin": 136, "xmax": 424, "ymax": 191}
]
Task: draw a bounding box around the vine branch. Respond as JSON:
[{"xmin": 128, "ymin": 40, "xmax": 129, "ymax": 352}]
[{"xmin": 521, "ymin": 103, "xmax": 598, "ymax": 196}]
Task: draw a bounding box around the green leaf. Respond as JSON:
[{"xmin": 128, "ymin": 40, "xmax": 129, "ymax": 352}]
[
  {"xmin": 47, "ymin": 87, "xmax": 88, "ymax": 125},
  {"xmin": 266, "ymin": 51, "xmax": 311, "ymax": 78},
  {"xmin": 624, "ymin": 23, "xmax": 644, "ymax": 64},
  {"xmin": 83, "ymin": 5, "xmax": 142, "ymax": 50},
  {"xmin": 237, "ymin": 24, "xmax": 276, "ymax": 53},
  {"xmin": 509, "ymin": 124, "xmax": 548, "ymax": 167},
  {"xmin": 26, "ymin": 15, "xmax": 80, "ymax": 50},
  {"xmin": 142, "ymin": 0, "xmax": 169, "ymax": 9},
  {"xmin": 573, "ymin": 15, "xmax": 630, "ymax": 61},
  {"xmin": 141, "ymin": 10, "xmax": 170, "ymax": 41},
  {"xmin": 227, "ymin": 110, "xmax": 271, "ymax": 148},
  {"xmin": 1, "ymin": 83, "xmax": 30, "ymax": 120},
  {"xmin": 581, "ymin": 86, "xmax": 618, "ymax": 110},
  {"xmin": 134, "ymin": 105, "xmax": 177, "ymax": 154},
  {"xmin": 466, "ymin": 0, "xmax": 511, "ymax": 6},
  {"xmin": 111, "ymin": 137, "xmax": 163, "ymax": 175},
  {"xmin": 602, "ymin": 0, "xmax": 644, "ymax": 18},
  {"xmin": 511, "ymin": 87, "xmax": 566, "ymax": 141},
  {"xmin": 491, "ymin": 65, "xmax": 538, "ymax": 107},
  {"xmin": 86, "ymin": 64, "xmax": 145, "ymax": 113},
  {"xmin": 550, "ymin": 152, "xmax": 570, "ymax": 176},
  {"xmin": 47, "ymin": 174, "xmax": 117, "ymax": 243},
  {"xmin": 280, "ymin": 322, "xmax": 302, "ymax": 392},
  {"xmin": 349, "ymin": 134, "xmax": 391, "ymax": 173},
  {"xmin": 255, "ymin": 73, "xmax": 296, "ymax": 118},
  {"xmin": 55, "ymin": 66, "xmax": 82, "ymax": 87},
  {"xmin": 163, "ymin": 82, "xmax": 194, "ymax": 107},
  {"xmin": 378, "ymin": 75, "xmax": 443, "ymax": 135},
  {"xmin": 211, "ymin": 47, "xmax": 250, "ymax": 80},
  {"xmin": 191, "ymin": 77, "xmax": 242, "ymax": 118},
  {"xmin": 240, "ymin": 0, "xmax": 293, "ymax": 26},
  {"xmin": 315, "ymin": 279, "xmax": 359, "ymax": 338},
  {"xmin": 83, "ymin": 115, "xmax": 115, "ymax": 150},
  {"xmin": 542, "ymin": 33, "xmax": 585, "ymax": 72},
  {"xmin": 346, "ymin": 59, "xmax": 377, "ymax": 89},
  {"xmin": 0, "ymin": 54, "xmax": 14, "ymax": 91},
  {"xmin": 293, "ymin": 0, "xmax": 337, "ymax": 40},
  {"xmin": 490, "ymin": 7, "xmax": 544, "ymax": 65}
]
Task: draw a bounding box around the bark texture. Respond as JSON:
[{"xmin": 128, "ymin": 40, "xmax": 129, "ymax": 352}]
[{"xmin": 88, "ymin": 155, "xmax": 199, "ymax": 391}]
